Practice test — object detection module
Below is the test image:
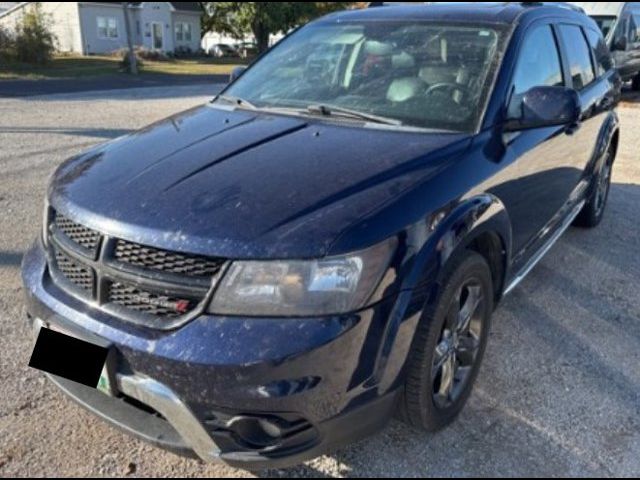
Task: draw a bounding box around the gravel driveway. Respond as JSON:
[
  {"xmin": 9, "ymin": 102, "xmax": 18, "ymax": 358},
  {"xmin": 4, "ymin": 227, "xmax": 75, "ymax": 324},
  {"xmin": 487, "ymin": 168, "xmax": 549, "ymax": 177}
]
[{"xmin": 0, "ymin": 85, "xmax": 638, "ymax": 478}]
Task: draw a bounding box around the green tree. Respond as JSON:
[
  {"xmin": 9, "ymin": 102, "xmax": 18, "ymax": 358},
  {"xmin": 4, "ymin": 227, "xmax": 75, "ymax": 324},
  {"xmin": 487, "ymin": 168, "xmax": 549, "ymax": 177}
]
[
  {"xmin": 201, "ymin": 2, "xmax": 353, "ymax": 53},
  {"xmin": 14, "ymin": 3, "xmax": 56, "ymax": 64}
]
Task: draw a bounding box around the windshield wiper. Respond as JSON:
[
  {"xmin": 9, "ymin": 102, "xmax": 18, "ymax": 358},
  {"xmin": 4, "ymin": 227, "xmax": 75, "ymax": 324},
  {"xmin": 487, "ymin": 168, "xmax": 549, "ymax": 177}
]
[
  {"xmin": 307, "ymin": 104, "xmax": 403, "ymax": 126},
  {"xmin": 213, "ymin": 95, "xmax": 258, "ymax": 110}
]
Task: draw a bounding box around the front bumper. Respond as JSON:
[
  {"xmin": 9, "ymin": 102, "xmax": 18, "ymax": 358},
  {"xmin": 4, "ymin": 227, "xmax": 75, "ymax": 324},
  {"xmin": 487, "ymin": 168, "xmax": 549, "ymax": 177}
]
[{"xmin": 22, "ymin": 238, "xmax": 401, "ymax": 469}]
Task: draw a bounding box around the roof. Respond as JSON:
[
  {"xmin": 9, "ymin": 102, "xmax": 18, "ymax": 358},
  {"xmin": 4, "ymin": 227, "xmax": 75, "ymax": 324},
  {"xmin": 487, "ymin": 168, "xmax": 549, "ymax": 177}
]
[
  {"xmin": 87, "ymin": 2, "xmax": 202, "ymax": 13},
  {"xmin": 330, "ymin": 2, "xmax": 586, "ymax": 24}
]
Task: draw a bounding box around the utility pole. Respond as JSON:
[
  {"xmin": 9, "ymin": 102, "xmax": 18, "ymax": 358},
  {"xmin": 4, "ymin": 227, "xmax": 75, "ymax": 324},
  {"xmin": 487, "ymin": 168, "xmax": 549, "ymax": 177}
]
[{"xmin": 122, "ymin": 2, "xmax": 138, "ymax": 74}]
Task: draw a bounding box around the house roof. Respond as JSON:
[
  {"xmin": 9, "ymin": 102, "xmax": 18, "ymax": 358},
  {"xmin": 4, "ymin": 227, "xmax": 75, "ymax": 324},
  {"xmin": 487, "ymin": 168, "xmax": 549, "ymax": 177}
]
[{"xmin": 92, "ymin": 2, "xmax": 203, "ymax": 13}]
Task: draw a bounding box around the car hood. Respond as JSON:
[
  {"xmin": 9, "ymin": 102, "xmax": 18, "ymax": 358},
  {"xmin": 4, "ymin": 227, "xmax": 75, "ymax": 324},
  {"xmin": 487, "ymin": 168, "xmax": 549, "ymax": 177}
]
[{"xmin": 50, "ymin": 104, "xmax": 470, "ymax": 259}]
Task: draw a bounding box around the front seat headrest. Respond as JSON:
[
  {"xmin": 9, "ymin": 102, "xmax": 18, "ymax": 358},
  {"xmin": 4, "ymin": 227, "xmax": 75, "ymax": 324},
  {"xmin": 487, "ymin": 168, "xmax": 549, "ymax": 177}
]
[{"xmin": 387, "ymin": 77, "xmax": 424, "ymax": 103}]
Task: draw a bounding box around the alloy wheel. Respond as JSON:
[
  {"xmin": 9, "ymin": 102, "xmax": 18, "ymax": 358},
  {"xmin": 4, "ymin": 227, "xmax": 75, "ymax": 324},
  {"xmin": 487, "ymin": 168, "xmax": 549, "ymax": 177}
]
[
  {"xmin": 594, "ymin": 154, "xmax": 613, "ymax": 217},
  {"xmin": 431, "ymin": 279, "xmax": 485, "ymax": 410}
]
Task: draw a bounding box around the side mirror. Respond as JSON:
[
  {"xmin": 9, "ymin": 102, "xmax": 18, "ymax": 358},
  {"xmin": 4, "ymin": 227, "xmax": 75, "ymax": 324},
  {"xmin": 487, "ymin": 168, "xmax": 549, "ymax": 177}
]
[
  {"xmin": 612, "ymin": 36, "xmax": 628, "ymax": 51},
  {"xmin": 229, "ymin": 66, "xmax": 247, "ymax": 83},
  {"xmin": 505, "ymin": 86, "xmax": 581, "ymax": 132}
]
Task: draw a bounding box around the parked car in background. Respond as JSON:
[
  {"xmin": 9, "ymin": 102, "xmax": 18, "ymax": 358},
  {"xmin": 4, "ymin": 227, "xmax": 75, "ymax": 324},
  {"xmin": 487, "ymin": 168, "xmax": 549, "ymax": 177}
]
[
  {"xmin": 23, "ymin": 2, "xmax": 621, "ymax": 470},
  {"xmin": 208, "ymin": 43, "xmax": 238, "ymax": 58},
  {"xmin": 235, "ymin": 41, "xmax": 258, "ymax": 58},
  {"xmin": 571, "ymin": 2, "xmax": 640, "ymax": 89}
]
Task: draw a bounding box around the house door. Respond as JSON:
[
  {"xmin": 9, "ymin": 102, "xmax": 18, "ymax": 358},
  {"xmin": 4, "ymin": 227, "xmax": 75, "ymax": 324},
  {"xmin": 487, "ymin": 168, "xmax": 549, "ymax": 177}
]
[{"xmin": 152, "ymin": 22, "xmax": 164, "ymax": 50}]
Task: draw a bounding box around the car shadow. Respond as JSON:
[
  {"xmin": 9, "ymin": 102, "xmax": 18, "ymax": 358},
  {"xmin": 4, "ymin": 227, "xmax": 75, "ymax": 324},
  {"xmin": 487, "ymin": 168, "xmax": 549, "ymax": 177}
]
[{"xmin": 252, "ymin": 182, "xmax": 639, "ymax": 477}]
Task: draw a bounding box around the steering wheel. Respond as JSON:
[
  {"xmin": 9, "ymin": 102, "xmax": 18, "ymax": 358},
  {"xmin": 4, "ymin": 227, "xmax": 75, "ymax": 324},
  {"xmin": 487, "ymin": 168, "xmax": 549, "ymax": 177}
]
[{"xmin": 425, "ymin": 82, "xmax": 472, "ymax": 103}]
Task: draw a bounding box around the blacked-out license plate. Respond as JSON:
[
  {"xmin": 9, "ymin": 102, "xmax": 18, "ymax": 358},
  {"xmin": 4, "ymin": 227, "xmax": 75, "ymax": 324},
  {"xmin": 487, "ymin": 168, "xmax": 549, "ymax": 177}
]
[{"xmin": 29, "ymin": 327, "xmax": 110, "ymax": 391}]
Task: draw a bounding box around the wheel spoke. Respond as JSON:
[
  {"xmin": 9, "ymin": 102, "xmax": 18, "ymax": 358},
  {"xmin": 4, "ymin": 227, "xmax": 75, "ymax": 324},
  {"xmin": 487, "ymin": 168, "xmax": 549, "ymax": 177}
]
[
  {"xmin": 457, "ymin": 285, "xmax": 482, "ymax": 333},
  {"xmin": 437, "ymin": 353, "xmax": 456, "ymax": 401},
  {"xmin": 445, "ymin": 286, "xmax": 463, "ymax": 331},
  {"xmin": 432, "ymin": 340, "xmax": 450, "ymax": 377}
]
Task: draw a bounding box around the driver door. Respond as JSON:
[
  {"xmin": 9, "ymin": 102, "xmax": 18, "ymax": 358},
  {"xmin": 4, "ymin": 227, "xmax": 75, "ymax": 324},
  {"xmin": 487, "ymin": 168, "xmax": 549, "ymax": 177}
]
[{"xmin": 490, "ymin": 22, "xmax": 581, "ymax": 269}]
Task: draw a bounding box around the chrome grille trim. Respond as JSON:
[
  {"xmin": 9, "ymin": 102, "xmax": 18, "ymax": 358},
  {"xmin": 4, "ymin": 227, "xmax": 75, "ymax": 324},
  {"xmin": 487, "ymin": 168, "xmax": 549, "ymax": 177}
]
[{"xmin": 46, "ymin": 210, "xmax": 227, "ymax": 329}]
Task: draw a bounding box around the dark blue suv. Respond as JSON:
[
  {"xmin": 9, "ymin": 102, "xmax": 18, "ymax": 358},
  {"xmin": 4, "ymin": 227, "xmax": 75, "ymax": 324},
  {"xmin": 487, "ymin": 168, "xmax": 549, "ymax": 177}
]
[{"xmin": 22, "ymin": 2, "xmax": 621, "ymax": 470}]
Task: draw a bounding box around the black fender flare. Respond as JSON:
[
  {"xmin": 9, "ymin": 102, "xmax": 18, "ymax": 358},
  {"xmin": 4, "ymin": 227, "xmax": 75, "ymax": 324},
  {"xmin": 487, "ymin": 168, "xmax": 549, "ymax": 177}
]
[{"xmin": 372, "ymin": 194, "xmax": 512, "ymax": 390}]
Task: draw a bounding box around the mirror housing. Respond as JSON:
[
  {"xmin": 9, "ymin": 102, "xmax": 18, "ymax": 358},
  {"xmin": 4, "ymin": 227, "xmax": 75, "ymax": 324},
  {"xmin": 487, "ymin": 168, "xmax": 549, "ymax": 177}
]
[
  {"xmin": 229, "ymin": 66, "xmax": 247, "ymax": 83},
  {"xmin": 505, "ymin": 86, "xmax": 581, "ymax": 132},
  {"xmin": 612, "ymin": 36, "xmax": 628, "ymax": 51}
]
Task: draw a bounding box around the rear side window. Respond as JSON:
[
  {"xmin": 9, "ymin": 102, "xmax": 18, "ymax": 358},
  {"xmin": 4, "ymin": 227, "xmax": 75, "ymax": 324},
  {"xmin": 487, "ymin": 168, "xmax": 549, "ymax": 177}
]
[
  {"xmin": 558, "ymin": 25, "xmax": 595, "ymax": 90},
  {"xmin": 511, "ymin": 25, "xmax": 564, "ymax": 97},
  {"xmin": 585, "ymin": 28, "xmax": 613, "ymax": 76}
]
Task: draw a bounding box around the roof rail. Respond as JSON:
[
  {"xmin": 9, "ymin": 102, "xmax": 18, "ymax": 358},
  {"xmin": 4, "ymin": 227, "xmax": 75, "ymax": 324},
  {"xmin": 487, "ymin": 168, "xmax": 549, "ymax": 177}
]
[{"xmin": 368, "ymin": 2, "xmax": 585, "ymax": 13}]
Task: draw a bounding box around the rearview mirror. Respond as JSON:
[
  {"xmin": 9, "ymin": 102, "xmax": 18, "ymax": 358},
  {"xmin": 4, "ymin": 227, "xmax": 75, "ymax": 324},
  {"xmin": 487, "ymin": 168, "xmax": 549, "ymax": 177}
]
[
  {"xmin": 229, "ymin": 66, "xmax": 247, "ymax": 83},
  {"xmin": 505, "ymin": 86, "xmax": 581, "ymax": 132},
  {"xmin": 612, "ymin": 36, "xmax": 628, "ymax": 51}
]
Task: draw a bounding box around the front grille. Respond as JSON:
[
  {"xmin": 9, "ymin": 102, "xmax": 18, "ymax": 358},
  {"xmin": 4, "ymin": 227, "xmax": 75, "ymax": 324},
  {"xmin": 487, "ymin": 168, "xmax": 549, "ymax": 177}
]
[
  {"xmin": 54, "ymin": 250, "xmax": 94, "ymax": 294},
  {"xmin": 47, "ymin": 210, "xmax": 226, "ymax": 328},
  {"xmin": 55, "ymin": 213, "xmax": 101, "ymax": 254},
  {"xmin": 114, "ymin": 240, "xmax": 225, "ymax": 278},
  {"xmin": 108, "ymin": 282, "xmax": 196, "ymax": 318}
]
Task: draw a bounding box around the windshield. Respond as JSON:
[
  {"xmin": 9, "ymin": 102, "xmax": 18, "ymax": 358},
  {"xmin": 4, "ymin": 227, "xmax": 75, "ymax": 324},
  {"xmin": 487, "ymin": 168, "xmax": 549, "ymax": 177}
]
[
  {"xmin": 592, "ymin": 16, "xmax": 617, "ymax": 39},
  {"xmin": 223, "ymin": 21, "xmax": 505, "ymax": 132}
]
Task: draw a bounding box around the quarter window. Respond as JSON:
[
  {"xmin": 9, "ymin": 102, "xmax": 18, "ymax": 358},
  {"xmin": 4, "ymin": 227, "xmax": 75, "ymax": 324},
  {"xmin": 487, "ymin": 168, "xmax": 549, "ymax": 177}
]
[
  {"xmin": 585, "ymin": 28, "xmax": 613, "ymax": 77},
  {"xmin": 97, "ymin": 16, "xmax": 118, "ymax": 39},
  {"xmin": 511, "ymin": 25, "xmax": 564, "ymax": 97},
  {"xmin": 558, "ymin": 25, "xmax": 595, "ymax": 90}
]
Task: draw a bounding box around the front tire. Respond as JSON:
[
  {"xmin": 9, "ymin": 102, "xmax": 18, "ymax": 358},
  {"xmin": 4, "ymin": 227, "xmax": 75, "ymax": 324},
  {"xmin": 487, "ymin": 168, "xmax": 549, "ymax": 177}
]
[
  {"xmin": 398, "ymin": 251, "xmax": 494, "ymax": 432},
  {"xmin": 632, "ymin": 74, "xmax": 640, "ymax": 92}
]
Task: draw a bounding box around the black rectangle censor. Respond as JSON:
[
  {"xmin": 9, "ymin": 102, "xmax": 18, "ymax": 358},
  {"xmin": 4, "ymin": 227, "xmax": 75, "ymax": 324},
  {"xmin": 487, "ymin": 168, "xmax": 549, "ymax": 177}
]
[{"xmin": 29, "ymin": 327, "xmax": 108, "ymax": 388}]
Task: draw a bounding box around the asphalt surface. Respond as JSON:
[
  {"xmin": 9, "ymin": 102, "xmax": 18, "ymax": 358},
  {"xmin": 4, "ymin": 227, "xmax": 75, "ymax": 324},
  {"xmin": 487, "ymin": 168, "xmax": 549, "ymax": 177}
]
[
  {"xmin": 0, "ymin": 84, "xmax": 639, "ymax": 477},
  {"xmin": 0, "ymin": 74, "xmax": 228, "ymax": 98}
]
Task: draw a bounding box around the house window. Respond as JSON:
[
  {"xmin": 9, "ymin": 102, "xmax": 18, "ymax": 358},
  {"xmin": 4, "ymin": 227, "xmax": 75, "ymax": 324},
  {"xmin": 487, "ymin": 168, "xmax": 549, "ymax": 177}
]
[
  {"xmin": 175, "ymin": 23, "xmax": 192, "ymax": 42},
  {"xmin": 97, "ymin": 16, "xmax": 118, "ymax": 39}
]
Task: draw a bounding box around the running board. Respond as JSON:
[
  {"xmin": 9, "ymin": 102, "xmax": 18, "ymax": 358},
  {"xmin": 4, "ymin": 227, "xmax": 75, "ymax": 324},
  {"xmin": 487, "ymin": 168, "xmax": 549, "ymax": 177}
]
[{"xmin": 503, "ymin": 201, "xmax": 585, "ymax": 296}]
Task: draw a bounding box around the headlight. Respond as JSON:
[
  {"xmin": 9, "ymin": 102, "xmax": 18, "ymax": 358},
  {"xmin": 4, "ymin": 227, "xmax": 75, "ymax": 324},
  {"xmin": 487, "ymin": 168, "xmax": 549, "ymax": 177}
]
[{"xmin": 208, "ymin": 239, "xmax": 397, "ymax": 317}]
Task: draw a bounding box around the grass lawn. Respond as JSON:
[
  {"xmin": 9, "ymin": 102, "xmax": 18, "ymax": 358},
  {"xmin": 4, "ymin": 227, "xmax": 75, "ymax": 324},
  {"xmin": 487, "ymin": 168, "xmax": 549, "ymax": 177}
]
[{"xmin": 0, "ymin": 55, "xmax": 247, "ymax": 80}]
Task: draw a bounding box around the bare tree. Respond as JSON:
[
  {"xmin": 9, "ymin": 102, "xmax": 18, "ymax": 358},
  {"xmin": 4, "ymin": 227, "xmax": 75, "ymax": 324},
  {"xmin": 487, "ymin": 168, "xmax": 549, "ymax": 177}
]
[{"xmin": 122, "ymin": 2, "xmax": 137, "ymax": 74}]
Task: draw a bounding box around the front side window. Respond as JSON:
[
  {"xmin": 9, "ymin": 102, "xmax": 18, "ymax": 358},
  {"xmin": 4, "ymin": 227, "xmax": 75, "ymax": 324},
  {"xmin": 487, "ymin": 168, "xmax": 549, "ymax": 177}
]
[
  {"xmin": 97, "ymin": 16, "xmax": 118, "ymax": 39},
  {"xmin": 558, "ymin": 25, "xmax": 595, "ymax": 91},
  {"xmin": 223, "ymin": 21, "xmax": 506, "ymax": 132},
  {"xmin": 511, "ymin": 25, "xmax": 564, "ymax": 97}
]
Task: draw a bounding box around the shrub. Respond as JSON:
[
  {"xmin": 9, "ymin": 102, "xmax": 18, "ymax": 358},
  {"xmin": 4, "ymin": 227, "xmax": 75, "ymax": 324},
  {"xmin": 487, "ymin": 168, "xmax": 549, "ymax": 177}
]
[
  {"xmin": 0, "ymin": 26, "xmax": 14, "ymax": 60},
  {"xmin": 119, "ymin": 48, "xmax": 144, "ymax": 70},
  {"xmin": 13, "ymin": 3, "xmax": 57, "ymax": 64}
]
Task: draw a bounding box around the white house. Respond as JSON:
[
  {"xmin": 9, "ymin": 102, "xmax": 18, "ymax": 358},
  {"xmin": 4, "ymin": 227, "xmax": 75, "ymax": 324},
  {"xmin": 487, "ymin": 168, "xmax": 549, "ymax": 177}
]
[{"xmin": 0, "ymin": 2, "xmax": 203, "ymax": 55}]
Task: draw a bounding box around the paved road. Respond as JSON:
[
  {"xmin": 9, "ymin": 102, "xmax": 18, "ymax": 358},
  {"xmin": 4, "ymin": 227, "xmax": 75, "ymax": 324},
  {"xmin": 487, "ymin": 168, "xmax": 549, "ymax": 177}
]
[
  {"xmin": 0, "ymin": 73, "xmax": 228, "ymax": 98},
  {"xmin": 0, "ymin": 86, "xmax": 638, "ymax": 477}
]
